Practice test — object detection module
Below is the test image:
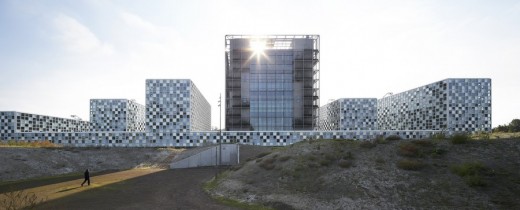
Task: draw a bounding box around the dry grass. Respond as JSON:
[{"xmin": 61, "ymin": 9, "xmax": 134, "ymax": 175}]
[
  {"xmin": 0, "ymin": 189, "xmax": 46, "ymax": 210},
  {"xmin": 397, "ymin": 159, "xmax": 425, "ymax": 171},
  {"xmin": 398, "ymin": 142, "xmax": 420, "ymax": 157},
  {"xmin": 0, "ymin": 140, "xmax": 59, "ymax": 148}
]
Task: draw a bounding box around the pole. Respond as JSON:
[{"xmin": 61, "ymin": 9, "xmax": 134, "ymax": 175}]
[{"xmin": 219, "ymin": 93, "xmax": 222, "ymax": 166}]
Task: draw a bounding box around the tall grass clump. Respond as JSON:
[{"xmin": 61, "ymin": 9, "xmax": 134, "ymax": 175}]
[
  {"xmin": 397, "ymin": 159, "xmax": 425, "ymax": 171},
  {"xmin": 450, "ymin": 133, "xmax": 470, "ymax": 144},
  {"xmin": 385, "ymin": 135, "xmax": 401, "ymax": 141},
  {"xmin": 0, "ymin": 140, "xmax": 59, "ymax": 148},
  {"xmin": 0, "ymin": 189, "xmax": 46, "ymax": 210},
  {"xmin": 450, "ymin": 162, "xmax": 489, "ymax": 187}
]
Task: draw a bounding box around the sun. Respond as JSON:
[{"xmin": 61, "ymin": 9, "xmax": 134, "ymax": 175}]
[{"xmin": 250, "ymin": 40, "xmax": 266, "ymax": 55}]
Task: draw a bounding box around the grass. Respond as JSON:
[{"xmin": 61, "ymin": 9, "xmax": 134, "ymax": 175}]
[
  {"xmin": 213, "ymin": 196, "xmax": 274, "ymax": 210},
  {"xmin": 256, "ymin": 152, "xmax": 271, "ymax": 159},
  {"xmin": 450, "ymin": 133, "xmax": 470, "ymax": 144},
  {"xmin": 398, "ymin": 142, "xmax": 420, "ymax": 157},
  {"xmin": 278, "ymin": 156, "xmax": 291, "ymax": 162},
  {"xmin": 0, "ymin": 140, "xmax": 60, "ymax": 148},
  {"xmin": 450, "ymin": 162, "xmax": 489, "ymax": 187},
  {"xmin": 0, "ymin": 189, "xmax": 46, "ymax": 210},
  {"xmin": 338, "ymin": 159, "xmax": 353, "ymax": 168},
  {"xmin": 204, "ymin": 172, "xmax": 273, "ymax": 210},
  {"xmin": 397, "ymin": 159, "xmax": 425, "ymax": 170},
  {"xmin": 385, "ymin": 135, "xmax": 401, "ymax": 141},
  {"xmin": 359, "ymin": 141, "xmax": 376, "ymax": 149}
]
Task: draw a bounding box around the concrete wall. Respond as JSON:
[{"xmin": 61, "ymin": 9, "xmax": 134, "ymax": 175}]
[{"xmin": 170, "ymin": 144, "xmax": 239, "ymax": 169}]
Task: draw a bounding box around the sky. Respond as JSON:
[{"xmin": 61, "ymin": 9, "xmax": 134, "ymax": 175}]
[{"xmin": 0, "ymin": 0, "xmax": 519, "ymax": 128}]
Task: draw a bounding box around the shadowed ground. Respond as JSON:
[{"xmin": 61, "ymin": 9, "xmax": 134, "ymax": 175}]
[{"xmin": 35, "ymin": 168, "xmax": 238, "ymax": 210}]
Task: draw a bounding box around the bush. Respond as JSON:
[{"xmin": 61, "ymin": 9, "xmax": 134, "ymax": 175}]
[
  {"xmin": 450, "ymin": 162, "xmax": 486, "ymax": 177},
  {"xmin": 279, "ymin": 156, "xmax": 291, "ymax": 162},
  {"xmin": 411, "ymin": 140, "xmax": 434, "ymax": 147},
  {"xmin": 338, "ymin": 159, "xmax": 353, "ymax": 168},
  {"xmin": 431, "ymin": 132, "xmax": 447, "ymax": 140},
  {"xmin": 450, "ymin": 133, "xmax": 470, "ymax": 144},
  {"xmin": 398, "ymin": 142, "xmax": 419, "ymax": 157},
  {"xmin": 386, "ymin": 135, "xmax": 401, "ymax": 141},
  {"xmin": 450, "ymin": 162, "xmax": 489, "ymax": 187},
  {"xmin": 375, "ymin": 135, "xmax": 388, "ymax": 144},
  {"xmin": 397, "ymin": 159, "xmax": 425, "ymax": 170},
  {"xmin": 359, "ymin": 141, "xmax": 376, "ymax": 149}
]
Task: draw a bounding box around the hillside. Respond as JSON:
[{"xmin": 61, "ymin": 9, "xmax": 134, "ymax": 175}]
[
  {"xmin": 207, "ymin": 137, "xmax": 520, "ymax": 209},
  {"xmin": 0, "ymin": 147, "xmax": 182, "ymax": 182}
]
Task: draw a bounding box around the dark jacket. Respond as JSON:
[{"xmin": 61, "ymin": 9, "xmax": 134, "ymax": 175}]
[{"xmin": 84, "ymin": 170, "xmax": 90, "ymax": 179}]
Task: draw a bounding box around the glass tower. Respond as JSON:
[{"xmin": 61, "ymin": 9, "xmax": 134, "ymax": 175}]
[{"xmin": 225, "ymin": 35, "xmax": 320, "ymax": 131}]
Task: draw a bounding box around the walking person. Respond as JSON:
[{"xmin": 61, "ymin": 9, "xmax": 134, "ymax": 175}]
[{"xmin": 81, "ymin": 169, "xmax": 90, "ymax": 187}]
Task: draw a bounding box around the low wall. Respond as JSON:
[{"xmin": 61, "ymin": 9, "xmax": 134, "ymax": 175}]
[{"xmin": 170, "ymin": 144, "xmax": 239, "ymax": 169}]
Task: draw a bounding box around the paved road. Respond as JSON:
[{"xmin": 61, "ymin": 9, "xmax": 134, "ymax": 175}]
[{"xmin": 36, "ymin": 168, "xmax": 238, "ymax": 210}]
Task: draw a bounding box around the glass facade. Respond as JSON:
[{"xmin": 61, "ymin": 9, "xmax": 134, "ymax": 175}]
[{"xmin": 225, "ymin": 35, "xmax": 320, "ymax": 131}]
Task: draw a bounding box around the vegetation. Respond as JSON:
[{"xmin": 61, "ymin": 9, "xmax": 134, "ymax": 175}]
[
  {"xmin": 450, "ymin": 133, "xmax": 470, "ymax": 144},
  {"xmin": 0, "ymin": 140, "xmax": 59, "ymax": 148},
  {"xmin": 359, "ymin": 141, "xmax": 376, "ymax": 149},
  {"xmin": 397, "ymin": 159, "xmax": 425, "ymax": 170},
  {"xmin": 0, "ymin": 189, "xmax": 46, "ymax": 210},
  {"xmin": 493, "ymin": 119, "xmax": 520, "ymax": 133},
  {"xmin": 385, "ymin": 135, "xmax": 402, "ymax": 141},
  {"xmin": 450, "ymin": 162, "xmax": 489, "ymax": 187}
]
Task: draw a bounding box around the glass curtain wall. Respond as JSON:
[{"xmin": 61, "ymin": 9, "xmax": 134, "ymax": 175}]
[{"xmin": 225, "ymin": 35, "xmax": 320, "ymax": 131}]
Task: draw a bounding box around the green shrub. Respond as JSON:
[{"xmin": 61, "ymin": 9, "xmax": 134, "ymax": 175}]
[
  {"xmin": 319, "ymin": 159, "xmax": 332, "ymax": 167},
  {"xmin": 359, "ymin": 141, "xmax": 376, "ymax": 149},
  {"xmin": 431, "ymin": 147, "xmax": 447, "ymax": 156},
  {"xmin": 450, "ymin": 162, "xmax": 486, "ymax": 177},
  {"xmin": 397, "ymin": 159, "xmax": 425, "ymax": 170},
  {"xmin": 256, "ymin": 152, "xmax": 271, "ymax": 158},
  {"xmin": 342, "ymin": 151, "xmax": 354, "ymax": 160},
  {"xmin": 450, "ymin": 133, "xmax": 470, "ymax": 144},
  {"xmin": 338, "ymin": 159, "xmax": 353, "ymax": 168},
  {"xmin": 386, "ymin": 135, "xmax": 401, "ymax": 141},
  {"xmin": 375, "ymin": 135, "xmax": 388, "ymax": 144},
  {"xmin": 450, "ymin": 162, "xmax": 489, "ymax": 187},
  {"xmin": 279, "ymin": 156, "xmax": 291, "ymax": 162},
  {"xmin": 431, "ymin": 132, "xmax": 447, "ymax": 140},
  {"xmin": 411, "ymin": 140, "xmax": 434, "ymax": 147},
  {"xmin": 398, "ymin": 142, "xmax": 419, "ymax": 157},
  {"xmin": 259, "ymin": 161, "xmax": 275, "ymax": 170},
  {"xmin": 466, "ymin": 175, "xmax": 486, "ymax": 187}
]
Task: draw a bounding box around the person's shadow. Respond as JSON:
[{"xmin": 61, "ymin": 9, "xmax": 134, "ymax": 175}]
[{"xmin": 55, "ymin": 187, "xmax": 81, "ymax": 193}]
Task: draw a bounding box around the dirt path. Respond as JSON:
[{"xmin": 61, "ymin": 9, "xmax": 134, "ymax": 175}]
[{"xmin": 34, "ymin": 168, "xmax": 238, "ymax": 210}]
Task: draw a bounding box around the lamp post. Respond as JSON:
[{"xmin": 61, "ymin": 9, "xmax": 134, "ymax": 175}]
[{"xmin": 218, "ymin": 94, "xmax": 222, "ymax": 166}]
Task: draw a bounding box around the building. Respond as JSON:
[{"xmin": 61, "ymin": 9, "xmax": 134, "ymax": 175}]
[
  {"xmin": 377, "ymin": 78, "xmax": 492, "ymax": 133},
  {"xmin": 318, "ymin": 98, "xmax": 378, "ymax": 131},
  {"xmin": 90, "ymin": 99, "xmax": 145, "ymax": 132},
  {"xmin": 225, "ymin": 35, "xmax": 320, "ymax": 131},
  {"xmin": 146, "ymin": 79, "xmax": 211, "ymax": 145},
  {"xmin": 0, "ymin": 111, "xmax": 90, "ymax": 139}
]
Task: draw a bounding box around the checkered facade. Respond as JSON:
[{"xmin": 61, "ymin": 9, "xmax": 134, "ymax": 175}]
[
  {"xmin": 145, "ymin": 79, "xmax": 211, "ymax": 145},
  {"xmin": 90, "ymin": 99, "xmax": 145, "ymax": 132},
  {"xmin": 377, "ymin": 78, "xmax": 491, "ymax": 133},
  {"xmin": 318, "ymin": 98, "xmax": 377, "ymax": 131},
  {"xmin": 0, "ymin": 111, "xmax": 89, "ymax": 139},
  {"xmin": 0, "ymin": 78, "xmax": 491, "ymax": 147},
  {"xmin": 1, "ymin": 130, "xmax": 437, "ymax": 147}
]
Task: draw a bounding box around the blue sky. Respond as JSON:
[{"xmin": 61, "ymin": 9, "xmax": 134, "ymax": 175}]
[{"xmin": 1, "ymin": 0, "xmax": 519, "ymax": 128}]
